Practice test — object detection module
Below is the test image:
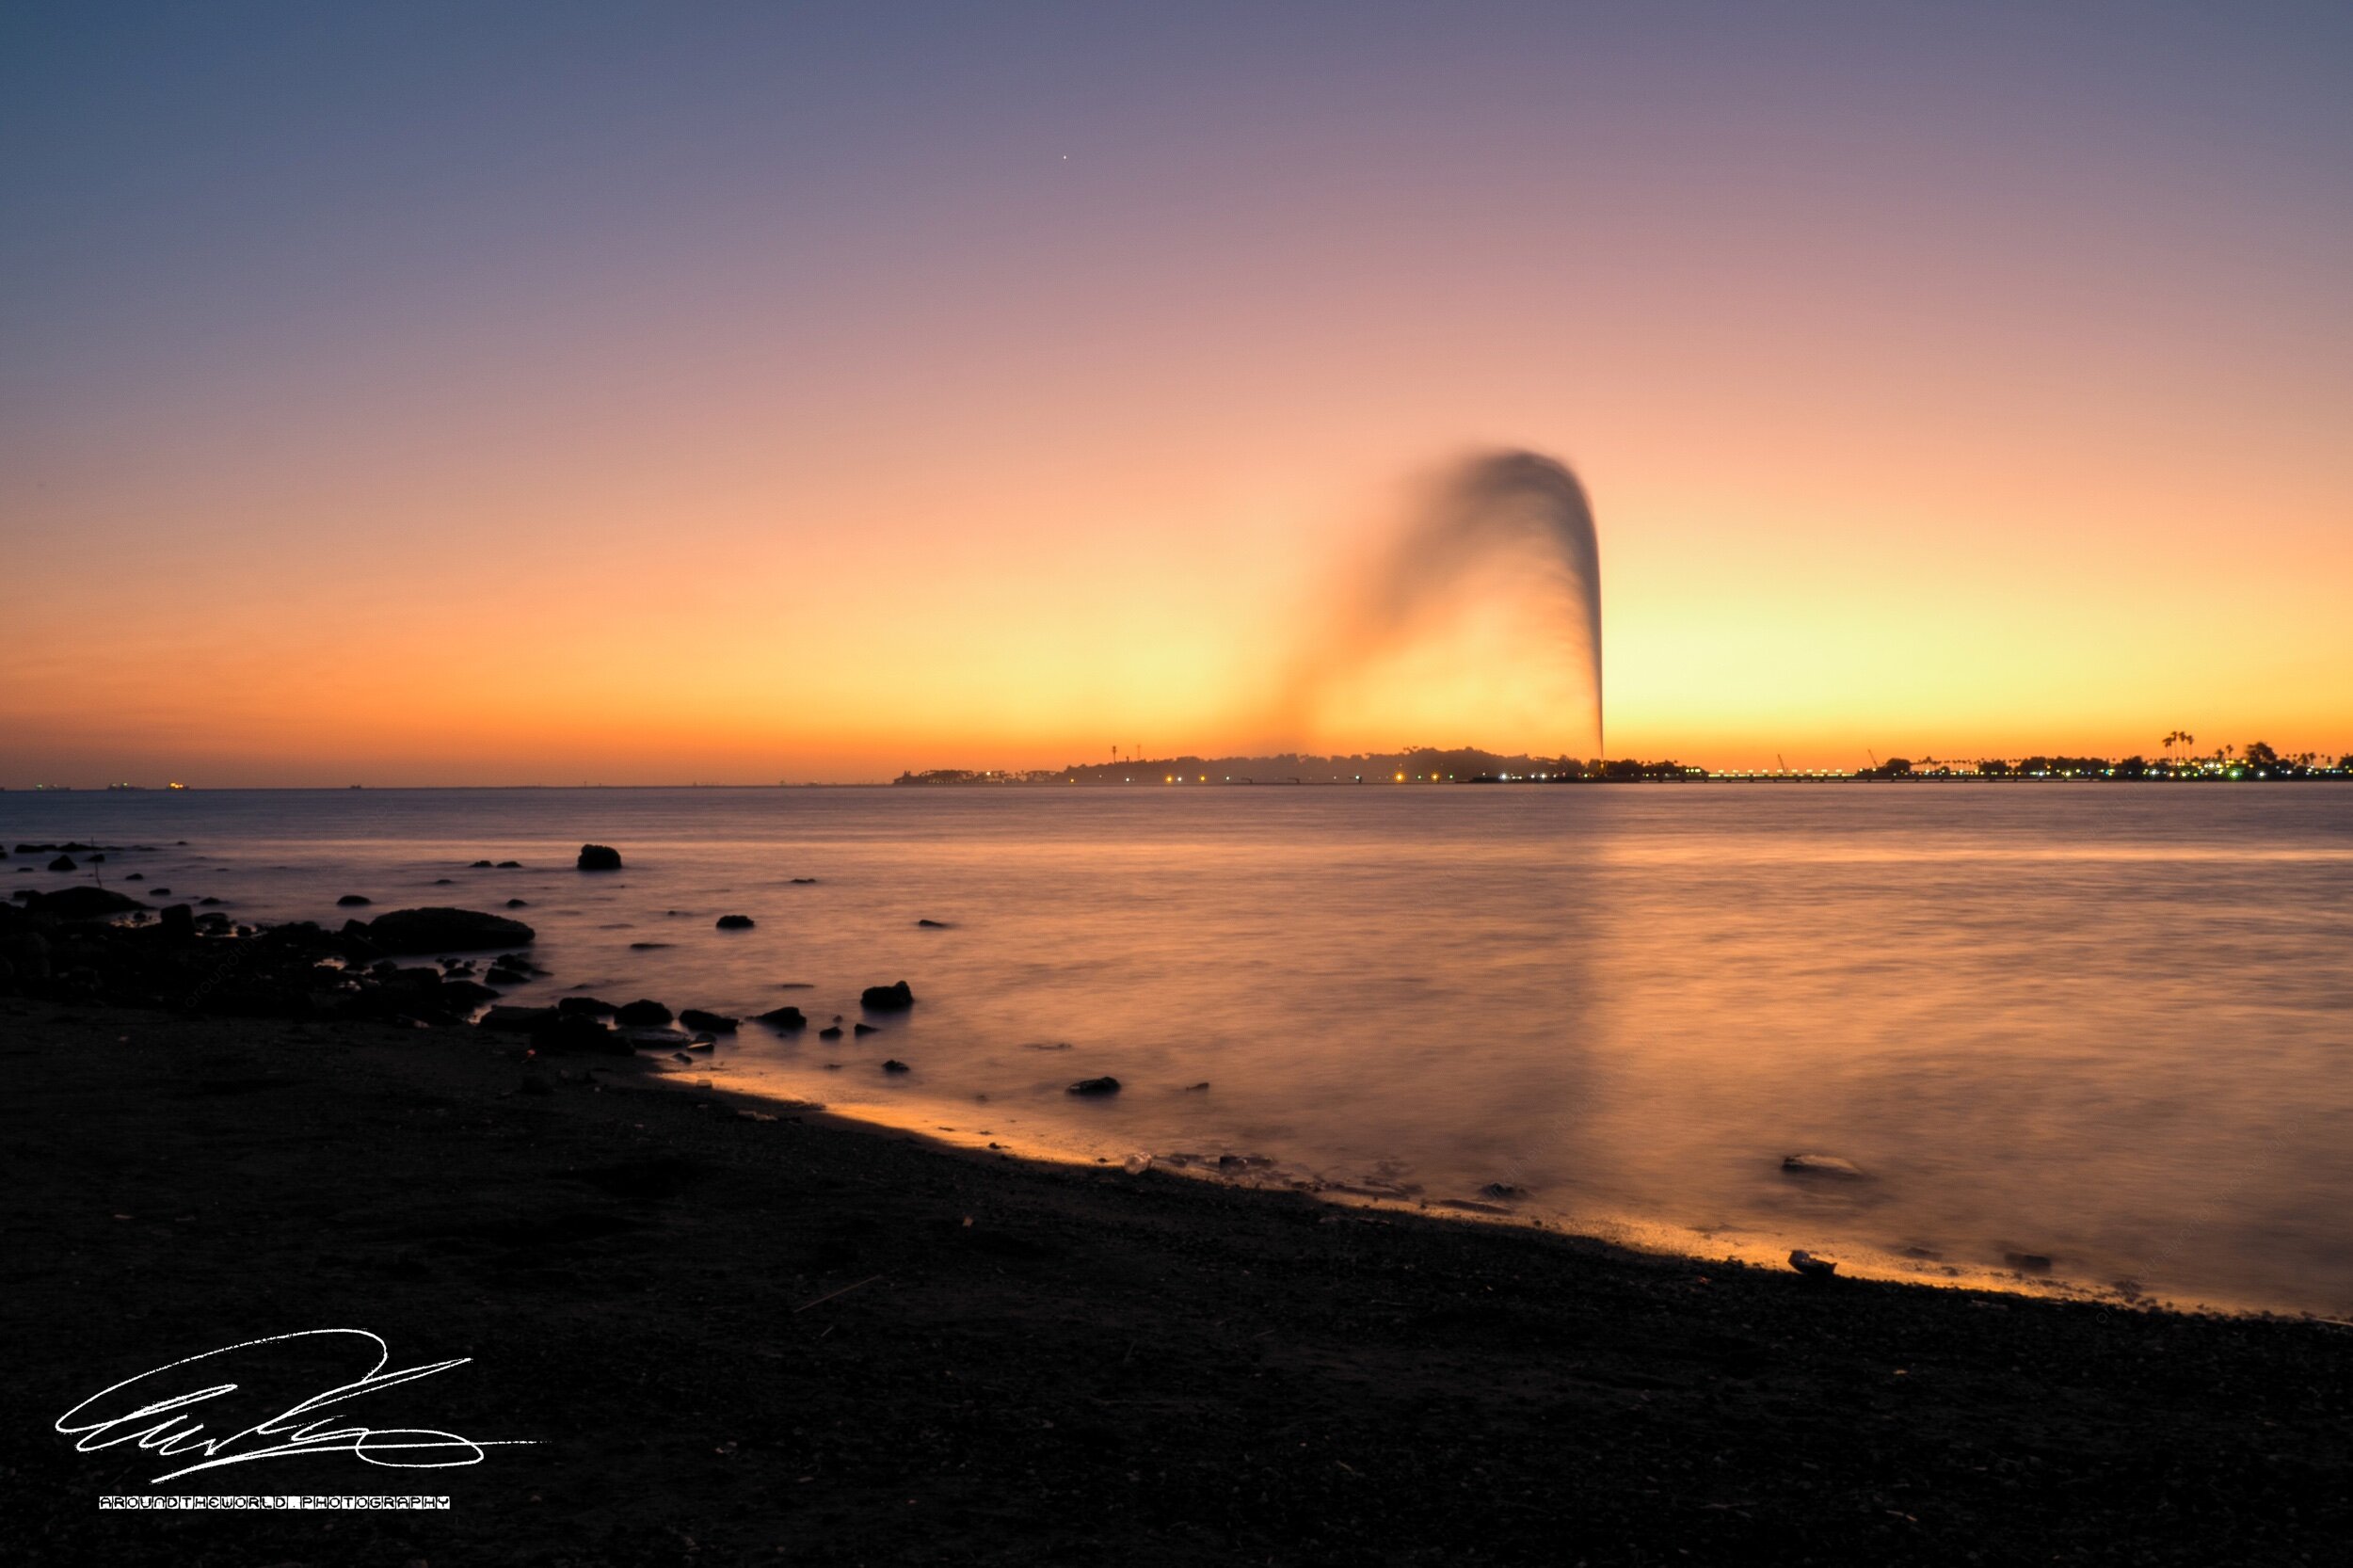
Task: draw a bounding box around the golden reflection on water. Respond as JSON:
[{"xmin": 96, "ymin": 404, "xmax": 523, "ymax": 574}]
[{"xmin": 31, "ymin": 783, "xmax": 2352, "ymax": 1317}]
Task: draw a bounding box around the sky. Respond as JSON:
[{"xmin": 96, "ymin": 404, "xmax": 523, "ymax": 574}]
[{"xmin": 4, "ymin": 1, "xmax": 2349, "ymax": 784}]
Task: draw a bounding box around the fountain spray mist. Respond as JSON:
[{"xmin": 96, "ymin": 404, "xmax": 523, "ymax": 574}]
[{"xmin": 1257, "ymin": 450, "xmax": 1603, "ymax": 758}]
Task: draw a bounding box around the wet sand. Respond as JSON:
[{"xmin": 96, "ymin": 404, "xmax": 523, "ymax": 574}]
[{"xmin": 3, "ymin": 996, "xmax": 2346, "ymax": 1566}]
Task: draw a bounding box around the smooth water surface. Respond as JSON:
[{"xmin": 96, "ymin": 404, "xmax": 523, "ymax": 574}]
[{"xmin": 8, "ymin": 784, "xmax": 2349, "ymax": 1314}]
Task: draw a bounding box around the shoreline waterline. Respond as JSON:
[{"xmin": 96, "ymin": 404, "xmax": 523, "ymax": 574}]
[{"xmin": 8, "ymin": 782, "xmax": 2349, "ymax": 1320}]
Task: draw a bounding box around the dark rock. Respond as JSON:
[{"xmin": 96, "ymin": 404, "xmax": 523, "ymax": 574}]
[
  {"xmin": 615, "ymin": 999, "xmax": 673, "ymax": 1027},
  {"xmin": 47, "ymin": 856, "xmax": 76, "ymax": 872},
  {"xmin": 479, "ymin": 1005, "xmax": 559, "ymax": 1032},
  {"xmin": 2007, "ymin": 1252, "xmax": 2055, "ymax": 1274},
  {"xmin": 529, "ymin": 1014, "xmax": 632, "ymax": 1056},
  {"xmin": 505, "ymin": 899, "xmax": 529, "ymax": 908},
  {"xmin": 1782, "ymin": 1154, "xmax": 1865, "ymax": 1179},
  {"xmin": 1788, "ymin": 1250, "xmax": 1839, "ymax": 1279},
  {"xmin": 715, "ymin": 914, "xmax": 755, "ymax": 930},
  {"xmin": 439, "ymin": 979, "xmax": 500, "ymax": 1008},
  {"xmin": 198, "ymin": 897, "xmax": 224, "ymax": 906},
  {"xmin": 917, "ymin": 919, "xmax": 952, "ymax": 928},
  {"xmin": 151, "ymin": 888, "xmax": 170, "ymax": 896},
  {"xmin": 755, "ymin": 1005, "xmax": 808, "ymax": 1030},
  {"xmin": 790, "ymin": 877, "xmax": 818, "ymax": 884},
  {"xmin": 881, "ymin": 1059, "xmax": 910, "ymax": 1073},
  {"xmin": 1067, "ymin": 1076, "xmax": 1121, "ymax": 1096},
  {"xmin": 853, "ymin": 1022, "xmax": 878, "ymax": 1036},
  {"xmin": 819, "ymin": 1025, "xmax": 843, "ymax": 1040},
  {"xmin": 577, "ymin": 844, "xmax": 623, "ymax": 871},
  {"xmin": 159, "ymin": 904, "xmax": 196, "ymax": 941},
  {"xmin": 432, "ymin": 878, "xmax": 454, "ymax": 886},
  {"xmin": 679, "ymin": 1009, "xmax": 738, "ymax": 1032},
  {"xmin": 124, "ymin": 872, "xmax": 145, "ymax": 882},
  {"xmin": 496, "ymin": 860, "xmax": 521, "ymax": 869},
  {"xmin": 364, "ymin": 907, "xmax": 536, "ymax": 954},
  {"xmin": 860, "ymin": 980, "xmax": 916, "ymax": 1010},
  {"xmin": 0, "ymin": 931, "xmax": 51, "ymax": 983},
  {"xmin": 470, "ymin": 859, "xmax": 494, "ymax": 869},
  {"xmin": 558, "ymin": 996, "xmax": 618, "ymax": 1017},
  {"xmin": 628, "ymin": 942, "xmax": 671, "ymax": 950},
  {"xmin": 336, "ymin": 894, "xmax": 372, "ymax": 907},
  {"xmin": 1185, "ymin": 1081, "xmax": 1210, "ymax": 1091},
  {"xmin": 25, "ymin": 887, "xmax": 148, "ymax": 919}
]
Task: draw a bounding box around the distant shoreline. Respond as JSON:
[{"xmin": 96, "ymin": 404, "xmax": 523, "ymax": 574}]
[{"xmin": 6, "ymin": 775, "xmax": 2352, "ymax": 793}]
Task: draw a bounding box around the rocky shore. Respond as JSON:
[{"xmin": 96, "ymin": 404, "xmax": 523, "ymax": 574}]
[{"xmin": 2, "ymin": 871, "xmax": 2348, "ymax": 1564}]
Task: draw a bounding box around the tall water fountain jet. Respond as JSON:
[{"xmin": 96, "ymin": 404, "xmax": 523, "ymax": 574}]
[{"xmin": 1260, "ymin": 449, "xmax": 1604, "ymax": 758}]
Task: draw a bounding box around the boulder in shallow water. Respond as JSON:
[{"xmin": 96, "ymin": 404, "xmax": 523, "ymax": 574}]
[
  {"xmin": 818, "ymin": 1024, "xmax": 842, "ymax": 1040},
  {"xmin": 336, "ymin": 894, "xmax": 372, "ymax": 907},
  {"xmin": 1067, "ymin": 1076, "xmax": 1121, "ymax": 1096},
  {"xmin": 715, "ymin": 914, "xmax": 755, "ymax": 931},
  {"xmin": 25, "ymin": 887, "xmax": 148, "ymax": 919},
  {"xmin": 755, "ymin": 1005, "xmax": 807, "ymax": 1031},
  {"xmin": 1781, "ymin": 1153, "xmax": 1866, "ymax": 1180},
  {"xmin": 530, "ymin": 1013, "xmax": 632, "ymax": 1056},
  {"xmin": 439, "ymin": 979, "xmax": 500, "ymax": 1009},
  {"xmin": 363, "ymin": 906, "xmax": 536, "ymax": 953},
  {"xmin": 47, "ymin": 856, "xmax": 76, "ymax": 872},
  {"xmin": 1788, "ymin": 1249, "xmax": 1839, "ymax": 1279},
  {"xmin": 679, "ymin": 1008, "xmax": 738, "ymax": 1032},
  {"xmin": 577, "ymin": 844, "xmax": 623, "ymax": 871},
  {"xmin": 881, "ymin": 1058, "xmax": 910, "ymax": 1073},
  {"xmin": 615, "ymin": 999, "xmax": 672, "ymax": 1027},
  {"xmin": 860, "ymin": 980, "xmax": 916, "ymax": 1011}
]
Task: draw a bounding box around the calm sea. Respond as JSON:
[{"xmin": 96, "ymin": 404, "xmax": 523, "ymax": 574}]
[{"xmin": 9, "ymin": 784, "xmax": 2350, "ymax": 1316}]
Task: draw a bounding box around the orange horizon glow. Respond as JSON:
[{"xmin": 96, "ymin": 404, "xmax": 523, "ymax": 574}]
[{"xmin": 4, "ymin": 8, "xmax": 2349, "ymax": 787}]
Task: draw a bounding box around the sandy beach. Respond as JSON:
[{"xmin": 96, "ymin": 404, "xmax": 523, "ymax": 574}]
[{"xmin": 5, "ymin": 973, "xmax": 2347, "ymax": 1564}]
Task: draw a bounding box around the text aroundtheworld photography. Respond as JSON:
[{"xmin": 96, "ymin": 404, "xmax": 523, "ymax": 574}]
[{"xmin": 3, "ymin": 5, "xmax": 2350, "ymax": 1565}]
